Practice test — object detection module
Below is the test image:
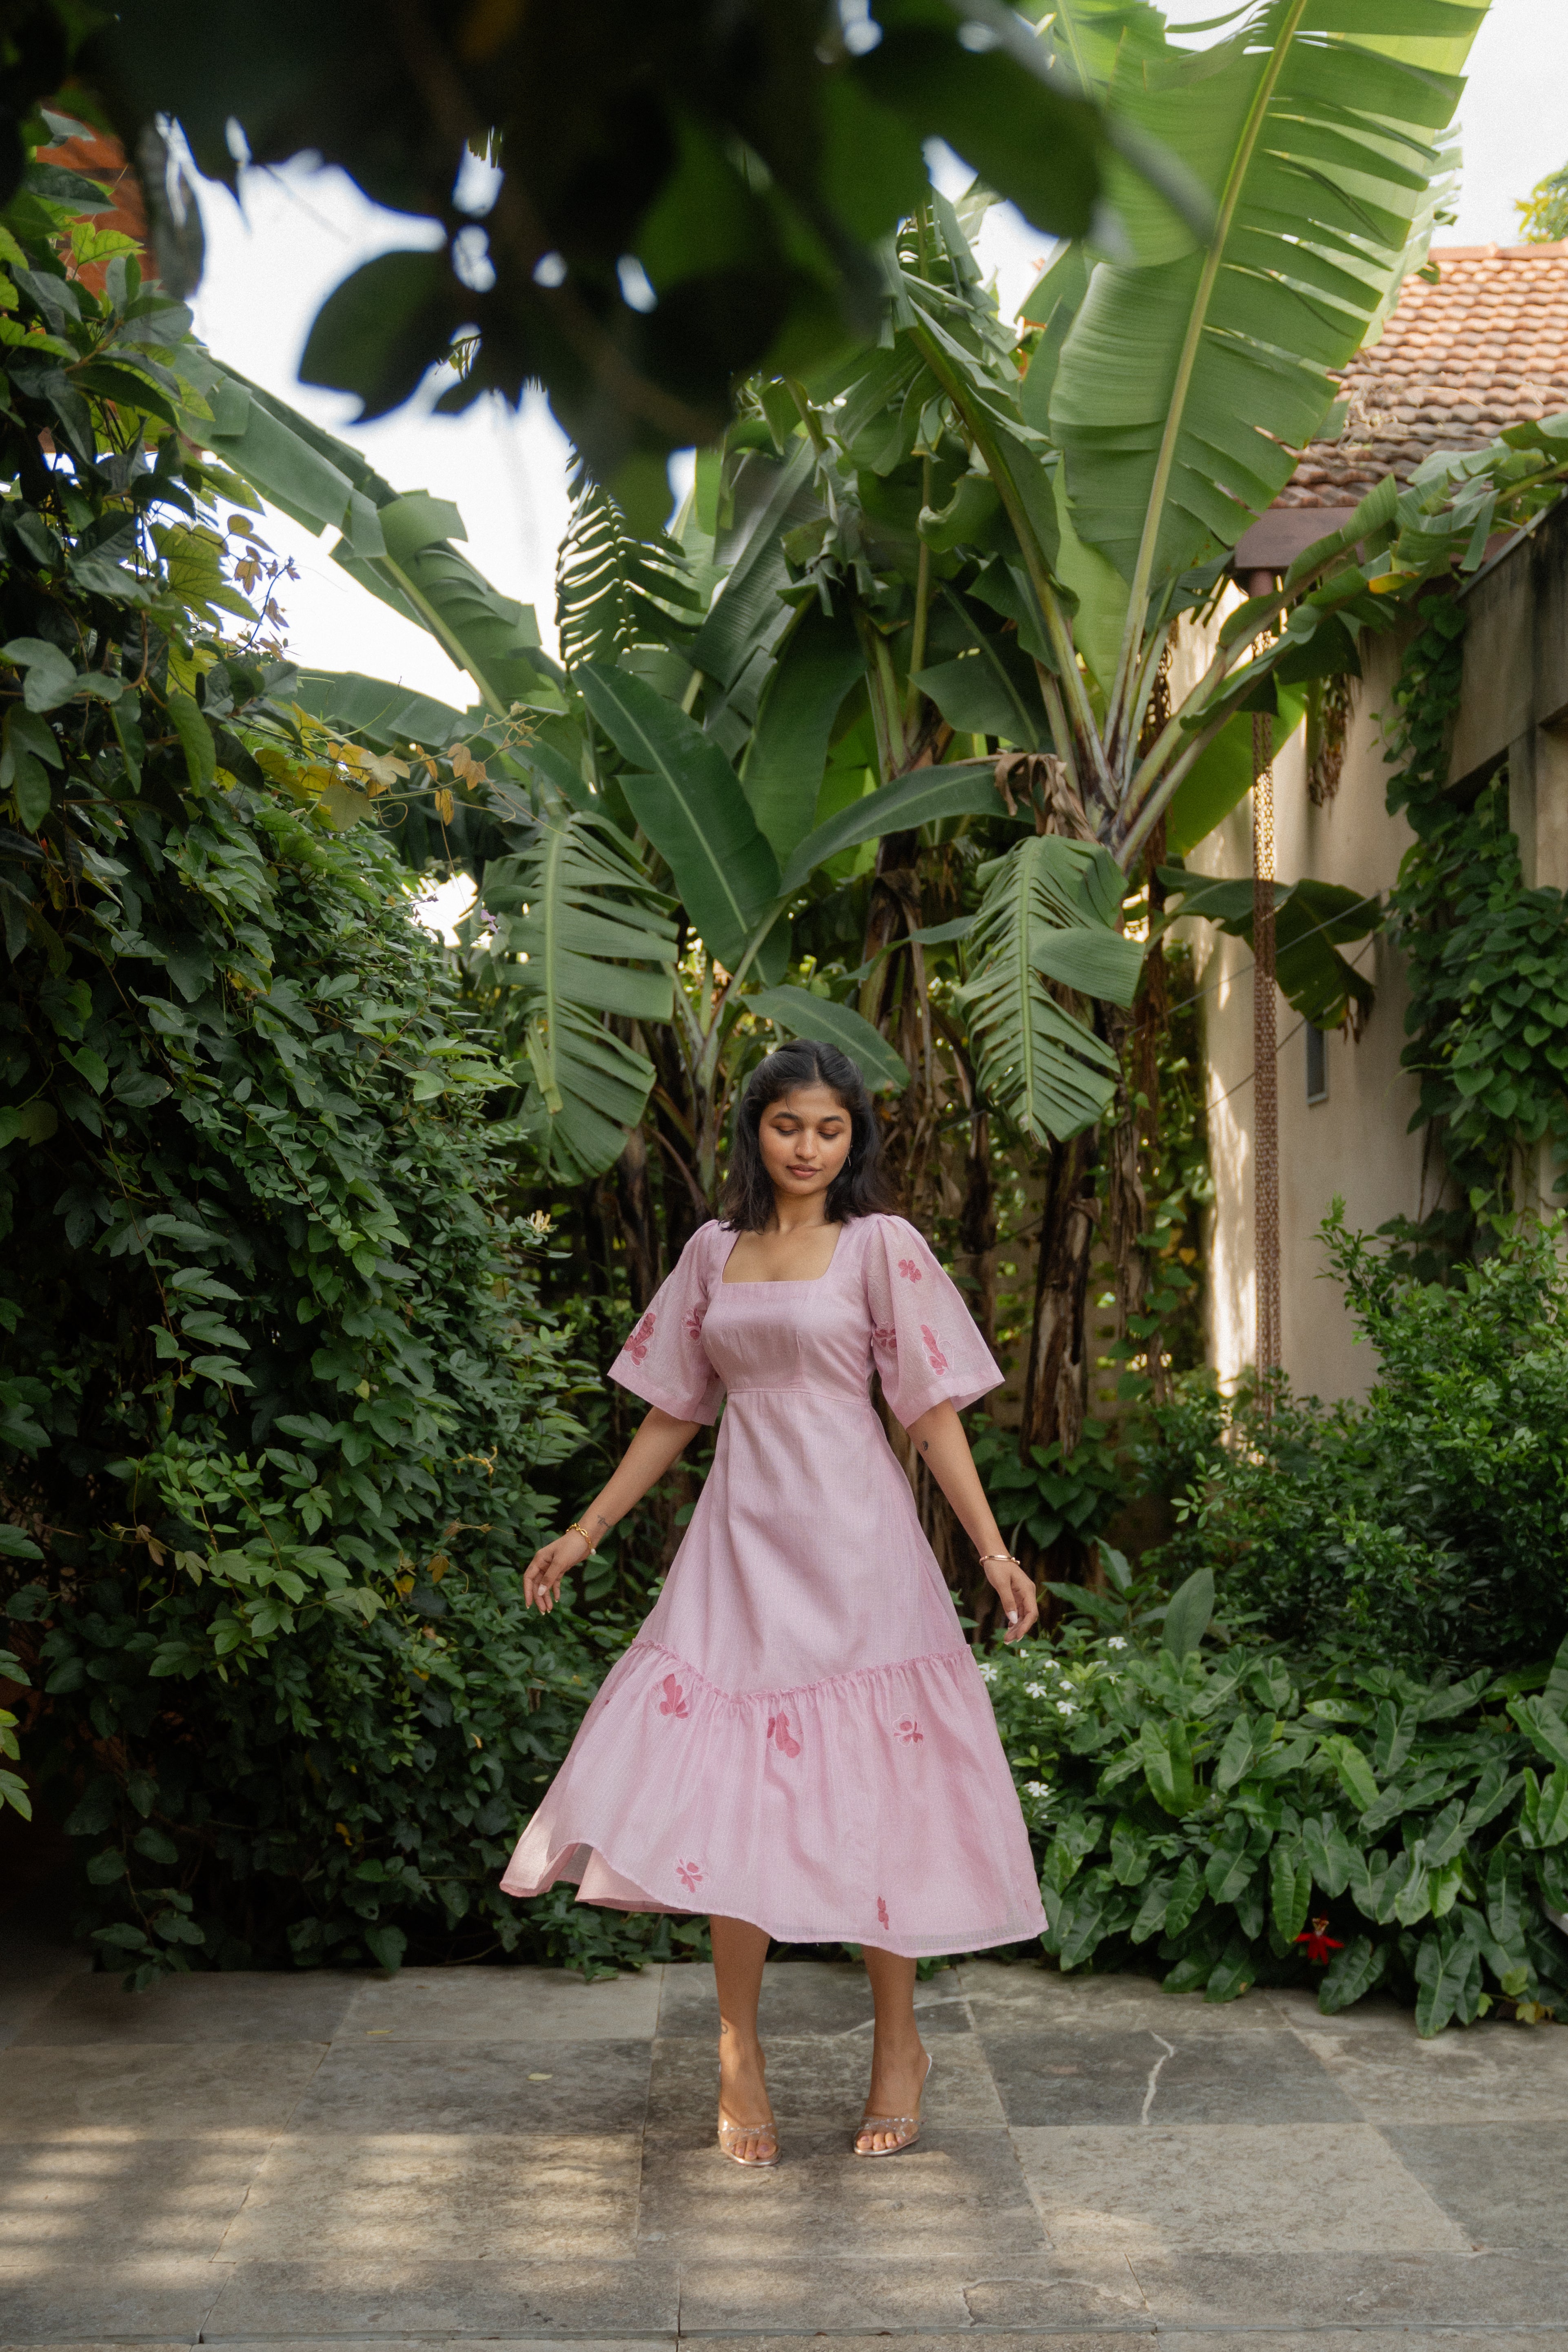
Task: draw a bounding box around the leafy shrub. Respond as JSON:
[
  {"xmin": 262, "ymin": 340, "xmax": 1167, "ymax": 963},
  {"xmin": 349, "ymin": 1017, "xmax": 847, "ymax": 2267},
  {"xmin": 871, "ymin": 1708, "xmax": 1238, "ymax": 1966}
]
[
  {"xmin": 1140, "ymin": 1209, "xmax": 1568, "ymax": 1672},
  {"xmin": 987, "ymin": 1586, "xmax": 1568, "ymax": 2035},
  {"xmin": 0, "ymin": 143, "xmax": 682, "ymax": 1984}
]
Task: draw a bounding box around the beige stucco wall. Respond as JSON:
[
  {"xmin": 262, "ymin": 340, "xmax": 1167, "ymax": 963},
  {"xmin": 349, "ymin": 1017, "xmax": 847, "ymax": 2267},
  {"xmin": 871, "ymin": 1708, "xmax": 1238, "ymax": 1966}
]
[
  {"xmin": 1183, "ymin": 622, "xmax": 1433, "ymax": 1403},
  {"xmin": 1183, "ymin": 498, "xmax": 1568, "ymax": 1401}
]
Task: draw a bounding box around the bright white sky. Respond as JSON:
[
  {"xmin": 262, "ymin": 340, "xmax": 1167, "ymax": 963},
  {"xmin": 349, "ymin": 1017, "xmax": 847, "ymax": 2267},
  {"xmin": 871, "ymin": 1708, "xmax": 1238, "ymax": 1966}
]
[{"xmin": 187, "ymin": 0, "xmax": 1568, "ymax": 713}]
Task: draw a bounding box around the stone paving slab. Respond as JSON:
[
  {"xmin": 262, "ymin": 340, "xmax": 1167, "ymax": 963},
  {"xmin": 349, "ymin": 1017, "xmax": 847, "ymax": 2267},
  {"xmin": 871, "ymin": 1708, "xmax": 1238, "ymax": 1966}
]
[
  {"xmin": 344, "ymin": 1967, "xmax": 665, "ymax": 2044},
  {"xmin": 199, "ymin": 2257, "xmax": 681, "ymax": 2338},
  {"xmin": 978, "ymin": 2024, "xmax": 1362, "ymax": 2127},
  {"xmin": 5, "ymin": 1939, "xmax": 1568, "ymax": 2348}
]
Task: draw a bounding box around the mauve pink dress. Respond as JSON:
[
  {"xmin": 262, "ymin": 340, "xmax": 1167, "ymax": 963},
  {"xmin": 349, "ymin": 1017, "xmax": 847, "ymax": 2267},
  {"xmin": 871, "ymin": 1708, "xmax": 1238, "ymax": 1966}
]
[{"xmin": 499, "ymin": 1212, "xmax": 1047, "ymax": 1956}]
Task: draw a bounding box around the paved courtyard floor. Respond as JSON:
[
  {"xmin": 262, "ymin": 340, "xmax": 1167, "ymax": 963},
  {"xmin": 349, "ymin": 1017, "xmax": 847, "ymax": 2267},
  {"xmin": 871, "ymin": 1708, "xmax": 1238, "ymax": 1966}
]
[{"xmin": 4, "ymin": 1928, "xmax": 1568, "ymax": 2352}]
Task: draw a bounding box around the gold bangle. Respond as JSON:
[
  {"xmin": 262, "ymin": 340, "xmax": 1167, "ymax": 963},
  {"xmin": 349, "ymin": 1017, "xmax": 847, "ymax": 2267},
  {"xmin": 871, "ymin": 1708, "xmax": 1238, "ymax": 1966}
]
[
  {"xmin": 978, "ymin": 1550, "xmax": 1021, "ymax": 1567},
  {"xmin": 565, "ymin": 1519, "xmax": 600, "ymax": 1558}
]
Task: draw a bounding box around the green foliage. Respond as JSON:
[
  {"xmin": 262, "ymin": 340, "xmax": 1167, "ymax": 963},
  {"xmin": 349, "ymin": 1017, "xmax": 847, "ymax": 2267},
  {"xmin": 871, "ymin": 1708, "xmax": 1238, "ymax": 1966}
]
[
  {"xmin": 1386, "ymin": 605, "xmax": 1568, "ymax": 1216},
  {"xmin": 987, "ymin": 1618, "xmax": 1568, "ymax": 2034},
  {"xmin": 1142, "ymin": 1212, "xmax": 1568, "ymax": 1675},
  {"xmin": 1157, "ymin": 863, "xmax": 1380, "ymax": 1034},
  {"xmin": 1517, "ymin": 161, "xmax": 1568, "ymax": 245},
  {"xmin": 0, "ymin": 144, "xmax": 670, "ymax": 1982},
  {"xmin": 71, "ymin": 2, "xmax": 1127, "ymax": 519},
  {"xmin": 1040, "ymin": 2, "xmax": 1479, "ymax": 605}
]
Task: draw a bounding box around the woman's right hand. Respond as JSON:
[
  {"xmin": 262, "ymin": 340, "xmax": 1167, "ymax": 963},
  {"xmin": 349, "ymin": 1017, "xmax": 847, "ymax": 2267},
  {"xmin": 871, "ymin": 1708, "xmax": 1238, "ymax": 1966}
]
[{"xmin": 524, "ymin": 1529, "xmax": 592, "ymax": 1615}]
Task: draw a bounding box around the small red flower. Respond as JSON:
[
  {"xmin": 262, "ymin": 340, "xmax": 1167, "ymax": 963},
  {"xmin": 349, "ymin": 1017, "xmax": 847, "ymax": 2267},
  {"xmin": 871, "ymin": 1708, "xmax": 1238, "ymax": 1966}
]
[
  {"xmin": 871, "ymin": 1323, "xmax": 897, "ymax": 1350},
  {"xmin": 767, "ymin": 1709, "xmax": 801, "ymax": 1759},
  {"xmin": 920, "ymin": 1323, "xmax": 948, "ymax": 1373},
  {"xmin": 676, "ymin": 1857, "xmax": 703, "ymax": 1893},
  {"xmin": 658, "ymin": 1675, "xmax": 689, "ymax": 1720},
  {"xmin": 897, "ymin": 1257, "xmax": 923, "ymax": 1283},
  {"xmin": 684, "ymin": 1307, "xmax": 705, "ymax": 1342},
  {"xmin": 1295, "ymin": 1917, "xmax": 1344, "ymax": 1966},
  {"xmin": 624, "ymin": 1311, "xmax": 656, "ymax": 1364},
  {"xmin": 876, "ymin": 1896, "xmax": 890, "ymax": 1930},
  {"xmin": 895, "ymin": 1717, "xmax": 924, "ymax": 1744}
]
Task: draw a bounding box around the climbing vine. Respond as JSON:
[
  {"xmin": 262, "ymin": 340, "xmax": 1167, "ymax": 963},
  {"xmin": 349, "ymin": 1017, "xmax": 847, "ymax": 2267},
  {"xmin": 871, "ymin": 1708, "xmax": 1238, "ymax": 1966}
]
[{"xmin": 1386, "ymin": 599, "xmax": 1568, "ymax": 1239}]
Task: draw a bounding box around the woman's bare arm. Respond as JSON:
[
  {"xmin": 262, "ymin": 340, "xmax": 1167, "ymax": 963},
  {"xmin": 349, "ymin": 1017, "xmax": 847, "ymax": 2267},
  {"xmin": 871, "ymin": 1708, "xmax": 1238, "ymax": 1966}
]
[
  {"xmin": 905, "ymin": 1399, "xmax": 1038, "ymax": 1642},
  {"xmin": 524, "ymin": 1405, "xmax": 700, "ymax": 1613}
]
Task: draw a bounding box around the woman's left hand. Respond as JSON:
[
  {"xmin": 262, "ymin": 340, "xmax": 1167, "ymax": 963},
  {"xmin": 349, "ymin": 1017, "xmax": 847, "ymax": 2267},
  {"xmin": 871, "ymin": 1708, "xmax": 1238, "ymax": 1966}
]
[{"xmin": 984, "ymin": 1555, "xmax": 1039, "ymax": 1643}]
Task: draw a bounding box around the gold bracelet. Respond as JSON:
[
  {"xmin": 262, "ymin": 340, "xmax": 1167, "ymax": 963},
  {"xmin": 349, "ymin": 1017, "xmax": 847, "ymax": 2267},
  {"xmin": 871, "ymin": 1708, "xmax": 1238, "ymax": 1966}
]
[
  {"xmin": 978, "ymin": 1550, "xmax": 1021, "ymax": 1567},
  {"xmin": 565, "ymin": 1518, "xmax": 600, "ymax": 1557}
]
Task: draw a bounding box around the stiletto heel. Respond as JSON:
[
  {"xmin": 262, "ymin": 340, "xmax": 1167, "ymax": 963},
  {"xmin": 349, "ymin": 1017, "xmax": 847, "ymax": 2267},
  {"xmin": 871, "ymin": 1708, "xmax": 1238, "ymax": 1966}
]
[
  {"xmin": 718, "ymin": 2108, "xmax": 780, "ymax": 2167},
  {"xmin": 854, "ymin": 2051, "xmax": 932, "ymax": 2157}
]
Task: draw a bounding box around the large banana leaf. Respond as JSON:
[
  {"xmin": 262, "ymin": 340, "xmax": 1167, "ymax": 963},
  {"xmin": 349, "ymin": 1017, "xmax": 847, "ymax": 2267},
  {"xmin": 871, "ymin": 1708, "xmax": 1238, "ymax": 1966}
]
[
  {"xmin": 1048, "ymin": 0, "xmax": 1485, "ymax": 614},
  {"xmin": 742, "ymin": 605, "xmax": 865, "ymax": 859},
  {"xmin": 956, "ymin": 834, "xmax": 1144, "ymax": 1143},
  {"xmin": 690, "ymin": 442, "xmax": 819, "ymax": 693},
  {"xmin": 580, "ymin": 664, "xmax": 781, "ymax": 968},
  {"xmin": 1159, "ymin": 864, "xmax": 1380, "ymax": 1030},
  {"xmin": 481, "ymin": 809, "xmax": 677, "ymax": 1178},
  {"xmin": 742, "ymin": 986, "xmax": 910, "ymax": 1094},
  {"xmin": 780, "ymin": 762, "xmax": 1002, "ymax": 894},
  {"xmin": 194, "ymin": 364, "xmax": 564, "ymax": 719}
]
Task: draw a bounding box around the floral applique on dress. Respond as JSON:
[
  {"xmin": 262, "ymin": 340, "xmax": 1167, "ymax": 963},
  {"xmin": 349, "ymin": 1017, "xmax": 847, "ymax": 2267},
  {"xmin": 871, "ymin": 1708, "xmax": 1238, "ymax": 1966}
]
[
  {"xmin": 624, "ymin": 1311, "xmax": 656, "ymax": 1364},
  {"xmin": 767, "ymin": 1709, "xmax": 801, "ymax": 1759},
  {"xmin": 871, "ymin": 1322, "xmax": 897, "ymax": 1351},
  {"xmin": 896, "ymin": 1717, "xmax": 924, "ymax": 1744},
  {"xmin": 676, "ymin": 1857, "xmax": 703, "ymax": 1893},
  {"xmin": 896, "ymin": 1257, "xmax": 923, "ymax": 1283},
  {"xmin": 921, "ymin": 1325, "xmax": 949, "ymax": 1374},
  {"xmin": 876, "ymin": 1896, "xmax": 890, "ymax": 1929},
  {"xmin": 659, "ymin": 1675, "xmax": 689, "ymax": 1719},
  {"xmin": 684, "ymin": 1305, "xmax": 705, "ymax": 1342}
]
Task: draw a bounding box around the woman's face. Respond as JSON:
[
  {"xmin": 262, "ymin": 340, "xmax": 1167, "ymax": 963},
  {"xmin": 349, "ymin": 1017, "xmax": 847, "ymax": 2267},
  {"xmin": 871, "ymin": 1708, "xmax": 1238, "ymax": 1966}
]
[{"xmin": 756, "ymin": 1083, "xmax": 854, "ymax": 1212}]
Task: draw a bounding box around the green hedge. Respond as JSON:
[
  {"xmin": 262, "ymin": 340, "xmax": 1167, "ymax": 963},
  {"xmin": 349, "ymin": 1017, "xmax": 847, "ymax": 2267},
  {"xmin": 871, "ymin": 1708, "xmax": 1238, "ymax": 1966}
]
[
  {"xmin": 988, "ymin": 1601, "xmax": 1568, "ymax": 2034},
  {"xmin": 0, "ymin": 152, "xmax": 690, "ymax": 1983}
]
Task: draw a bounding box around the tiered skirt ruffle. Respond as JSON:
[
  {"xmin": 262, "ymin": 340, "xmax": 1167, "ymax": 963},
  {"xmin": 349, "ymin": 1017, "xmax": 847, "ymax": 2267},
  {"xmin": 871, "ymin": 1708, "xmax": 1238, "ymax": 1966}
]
[{"xmin": 500, "ymin": 1638, "xmax": 1046, "ymax": 1958}]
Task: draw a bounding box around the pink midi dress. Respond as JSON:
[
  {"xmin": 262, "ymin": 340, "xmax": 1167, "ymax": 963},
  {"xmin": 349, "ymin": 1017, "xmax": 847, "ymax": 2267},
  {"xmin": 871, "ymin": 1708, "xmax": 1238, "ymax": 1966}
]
[{"xmin": 499, "ymin": 1212, "xmax": 1047, "ymax": 1957}]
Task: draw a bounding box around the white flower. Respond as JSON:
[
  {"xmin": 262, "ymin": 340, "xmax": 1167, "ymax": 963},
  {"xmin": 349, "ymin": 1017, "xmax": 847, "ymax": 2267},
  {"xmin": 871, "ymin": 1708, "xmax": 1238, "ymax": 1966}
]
[
  {"xmin": 1023, "ymin": 1780, "xmax": 1051, "ymax": 1798},
  {"xmin": 1055, "ymin": 1700, "xmax": 1076, "ymax": 1716},
  {"xmin": 977, "ymin": 1662, "xmax": 998, "ymax": 1684},
  {"xmin": 1106, "ymin": 1636, "xmax": 1127, "ymax": 1651},
  {"xmin": 1024, "ymin": 1682, "xmax": 1047, "ymax": 1698}
]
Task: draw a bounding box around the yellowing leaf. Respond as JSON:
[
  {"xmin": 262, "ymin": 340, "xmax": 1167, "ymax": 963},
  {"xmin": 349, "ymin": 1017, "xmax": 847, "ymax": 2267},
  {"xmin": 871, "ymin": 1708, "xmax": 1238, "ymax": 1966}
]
[
  {"xmin": 433, "ymin": 787, "xmax": 455, "ymax": 823},
  {"xmin": 361, "ymin": 750, "xmax": 408, "ymax": 790},
  {"xmin": 319, "ymin": 781, "xmax": 377, "ymax": 829}
]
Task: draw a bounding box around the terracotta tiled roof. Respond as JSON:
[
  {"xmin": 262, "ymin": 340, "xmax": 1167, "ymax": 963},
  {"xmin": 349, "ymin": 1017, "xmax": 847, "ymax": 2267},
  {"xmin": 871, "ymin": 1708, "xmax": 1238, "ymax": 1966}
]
[{"xmin": 1278, "ymin": 243, "xmax": 1568, "ymax": 510}]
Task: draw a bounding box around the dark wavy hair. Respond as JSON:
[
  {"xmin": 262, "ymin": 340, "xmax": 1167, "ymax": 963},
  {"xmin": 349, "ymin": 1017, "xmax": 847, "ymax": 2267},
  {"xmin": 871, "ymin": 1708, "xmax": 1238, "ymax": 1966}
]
[{"xmin": 721, "ymin": 1038, "xmax": 896, "ymax": 1231}]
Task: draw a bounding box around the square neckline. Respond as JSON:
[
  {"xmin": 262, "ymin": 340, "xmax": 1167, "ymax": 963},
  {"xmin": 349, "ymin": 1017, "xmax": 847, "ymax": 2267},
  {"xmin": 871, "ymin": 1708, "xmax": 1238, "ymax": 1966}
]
[{"xmin": 718, "ymin": 1221, "xmax": 847, "ymax": 1288}]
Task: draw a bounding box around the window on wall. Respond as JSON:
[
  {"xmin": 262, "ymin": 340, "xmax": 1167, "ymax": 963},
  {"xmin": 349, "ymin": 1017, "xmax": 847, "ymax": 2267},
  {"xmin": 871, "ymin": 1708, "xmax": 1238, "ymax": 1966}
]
[{"xmin": 1306, "ymin": 1024, "xmax": 1328, "ymax": 1105}]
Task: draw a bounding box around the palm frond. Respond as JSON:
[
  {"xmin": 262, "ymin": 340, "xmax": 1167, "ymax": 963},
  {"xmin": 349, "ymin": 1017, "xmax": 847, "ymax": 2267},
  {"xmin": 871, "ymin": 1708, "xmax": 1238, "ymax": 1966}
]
[
  {"xmin": 482, "ymin": 808, "xmax": 677, "ymax": 1177},
  {"xmin": 555, "ymin": 475, "xmax": 704, "ymax": 675},
  {"xmin": 1048, "ymin": 0, "xmax": 1485, "ymax": 598},
  {"xmin": 956, "ymin": 834, "xmax": 1144, "ymax": 1143}
]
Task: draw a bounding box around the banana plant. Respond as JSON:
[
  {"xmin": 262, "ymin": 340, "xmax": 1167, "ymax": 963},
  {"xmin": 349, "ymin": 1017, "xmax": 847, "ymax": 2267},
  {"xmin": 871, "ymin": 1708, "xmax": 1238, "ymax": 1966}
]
[{"xmin": 174, "ymin": 1, "xmax": 1490, "ymax": 1217}]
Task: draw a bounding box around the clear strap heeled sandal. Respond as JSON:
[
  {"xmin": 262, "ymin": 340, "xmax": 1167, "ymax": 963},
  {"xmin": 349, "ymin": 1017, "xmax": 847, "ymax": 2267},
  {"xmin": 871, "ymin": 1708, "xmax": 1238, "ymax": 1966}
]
[
  {"xmin": 717, "ymin": 2109, "xmax": 780, "ymax": 2168},
  {"xmin": 853, "ymin": 2051, "xmax": 932, "ymax": 2157}
]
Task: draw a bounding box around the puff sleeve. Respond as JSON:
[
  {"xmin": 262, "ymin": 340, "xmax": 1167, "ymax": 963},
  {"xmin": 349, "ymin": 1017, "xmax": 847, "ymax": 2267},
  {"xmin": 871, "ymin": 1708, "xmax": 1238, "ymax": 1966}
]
[
  {"xmin": 865, "ymin": 1214, "xmax": 1003, "ymax": 1427},
  {"xmin": 608, "ymin": 1223, "xmax": 725, "ymax": 1425}
]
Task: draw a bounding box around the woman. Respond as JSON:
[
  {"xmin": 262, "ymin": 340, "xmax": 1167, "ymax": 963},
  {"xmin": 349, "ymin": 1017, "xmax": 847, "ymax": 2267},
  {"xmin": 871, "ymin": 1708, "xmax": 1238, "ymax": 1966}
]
[{"xmin": 501, "ymin": 1038, "xmax": 1045, "ymax": 2166}]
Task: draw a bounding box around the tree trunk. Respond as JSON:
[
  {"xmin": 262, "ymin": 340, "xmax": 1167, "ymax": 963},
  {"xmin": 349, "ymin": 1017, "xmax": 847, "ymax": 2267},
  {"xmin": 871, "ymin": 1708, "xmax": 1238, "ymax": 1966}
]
[
  {"xmin": 613, "ymin": 1123, "xmax": 659, "ymax": 1311},
  {"xmin": 958, "ymin": 1102, "xmax": 997, "ymax": 1349},
  {"xmin": 1016, "ymin": 1130, "xmax": 1098, "ymax": 1599},
  {"xmin": 1101, "ymin": 1004, "xmax": 1151, "ymax": 1413},
  {"xmin": 1129, "ymin": 828, "xmax": 1171, "ymax": 1402}
]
